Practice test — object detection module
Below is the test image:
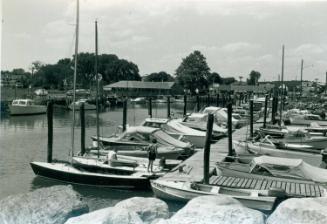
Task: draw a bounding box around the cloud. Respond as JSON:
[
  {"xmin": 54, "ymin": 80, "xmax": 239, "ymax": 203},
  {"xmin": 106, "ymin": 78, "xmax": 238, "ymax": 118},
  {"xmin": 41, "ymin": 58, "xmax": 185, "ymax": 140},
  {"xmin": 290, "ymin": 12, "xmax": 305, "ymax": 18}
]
[{"xmin": 220, "ymin": 42, "xmax": 261, "ymax": 53}]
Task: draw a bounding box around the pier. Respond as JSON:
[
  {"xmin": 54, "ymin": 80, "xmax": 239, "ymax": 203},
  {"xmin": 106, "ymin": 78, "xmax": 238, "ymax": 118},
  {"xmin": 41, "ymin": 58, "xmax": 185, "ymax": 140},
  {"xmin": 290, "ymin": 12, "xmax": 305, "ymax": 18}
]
[{"xmin": 160, "ymin": 124, "xmax": 252, "ymax": 182}]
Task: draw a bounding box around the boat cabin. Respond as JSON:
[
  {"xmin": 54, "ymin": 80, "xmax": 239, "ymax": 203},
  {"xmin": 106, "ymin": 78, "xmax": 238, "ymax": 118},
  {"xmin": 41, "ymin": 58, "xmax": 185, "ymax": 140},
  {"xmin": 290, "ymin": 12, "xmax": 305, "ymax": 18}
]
[{"xmin": 12, "ymin": 99, "xmax": 35, "ymax": 106}]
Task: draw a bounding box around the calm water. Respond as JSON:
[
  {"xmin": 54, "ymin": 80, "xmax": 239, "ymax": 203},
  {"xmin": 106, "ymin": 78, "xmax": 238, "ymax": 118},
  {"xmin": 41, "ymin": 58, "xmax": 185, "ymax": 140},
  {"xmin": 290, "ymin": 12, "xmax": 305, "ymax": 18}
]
[{"xmin": 0, "ymin": 102, "xmax": 195, "ymax": 211}]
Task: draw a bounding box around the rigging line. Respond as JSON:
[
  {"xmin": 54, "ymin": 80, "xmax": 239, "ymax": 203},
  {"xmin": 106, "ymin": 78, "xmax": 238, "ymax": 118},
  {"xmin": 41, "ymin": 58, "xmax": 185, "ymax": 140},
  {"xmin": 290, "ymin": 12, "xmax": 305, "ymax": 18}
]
[{"xmin": 71, "ymin": 0, "xmax": 79, "ymax": 158}]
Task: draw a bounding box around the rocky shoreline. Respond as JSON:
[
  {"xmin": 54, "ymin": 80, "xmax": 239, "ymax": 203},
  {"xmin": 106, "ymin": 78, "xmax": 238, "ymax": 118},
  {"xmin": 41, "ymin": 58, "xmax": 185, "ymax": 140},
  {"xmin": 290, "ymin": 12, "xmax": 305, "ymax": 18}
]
[{"xmin": 1, "ymin": 185, "xmax": 327, "ymax": 224}]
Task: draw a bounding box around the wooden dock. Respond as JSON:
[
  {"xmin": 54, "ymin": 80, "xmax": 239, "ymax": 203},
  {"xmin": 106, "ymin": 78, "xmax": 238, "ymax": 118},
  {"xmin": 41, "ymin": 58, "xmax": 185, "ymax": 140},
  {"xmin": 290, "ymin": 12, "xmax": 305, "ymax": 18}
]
[
  {"xmin": 209, "ymin": 175, "xmax": 325, "ymax": 197},
  {"xmin": 160, "ymin": 124, "xmax": 254, "ymax": 182}
]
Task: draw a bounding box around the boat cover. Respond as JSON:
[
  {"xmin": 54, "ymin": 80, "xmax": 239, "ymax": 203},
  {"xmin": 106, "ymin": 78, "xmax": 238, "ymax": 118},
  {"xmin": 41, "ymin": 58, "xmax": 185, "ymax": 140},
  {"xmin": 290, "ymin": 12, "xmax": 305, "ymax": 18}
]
[{"xmin": 253, "ymin": 156, "xmax": 327, "ymax": 183}]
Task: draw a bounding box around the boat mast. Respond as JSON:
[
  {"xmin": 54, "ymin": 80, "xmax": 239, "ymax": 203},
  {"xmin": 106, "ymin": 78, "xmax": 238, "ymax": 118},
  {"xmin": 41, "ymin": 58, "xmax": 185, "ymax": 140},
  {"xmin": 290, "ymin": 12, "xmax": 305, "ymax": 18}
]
[
  {"xmin": 279, "ymin": 45, "xmax": 285, "ymax": 126},
  {"xmin": 71, "ymin": 0, "xmax": 79, "ymax": 157},
  {"xmin": 95, "ymin": 20, "xmax": 100, "ymax": 158}
]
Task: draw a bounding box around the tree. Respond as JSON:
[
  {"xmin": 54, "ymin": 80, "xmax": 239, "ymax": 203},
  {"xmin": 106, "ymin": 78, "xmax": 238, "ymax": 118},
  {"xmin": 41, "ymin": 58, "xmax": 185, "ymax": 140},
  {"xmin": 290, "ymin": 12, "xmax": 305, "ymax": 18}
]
[
  {"xmin": 222, "ymin": 77, "xmax": 236, "ymax": 85},
  {"xmin": 207, "ymin": 72, "xmax": 222, "ymax": 85},
  {"xmin": 143, "ymin": 71, "xmax": 175, "ymax": 82},
  {"xmin": 247, "ymin": 70, "xmax": 261, "ymax": 85},
  {"xmin": 175, "ymin": 50, "xmax": 210, "ymax": 94}
]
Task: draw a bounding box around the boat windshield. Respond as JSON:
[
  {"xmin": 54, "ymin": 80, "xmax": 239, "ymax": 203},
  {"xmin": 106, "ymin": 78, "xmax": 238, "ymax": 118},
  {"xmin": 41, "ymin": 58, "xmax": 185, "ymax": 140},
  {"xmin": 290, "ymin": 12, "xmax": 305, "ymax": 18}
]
[
  {"xmin": 143, "ymin": 121, "xmax": 163, "ymax": 128},
  {"xmin": 250, "ymin": 164, "xmax": 273, "ymax": 176}
]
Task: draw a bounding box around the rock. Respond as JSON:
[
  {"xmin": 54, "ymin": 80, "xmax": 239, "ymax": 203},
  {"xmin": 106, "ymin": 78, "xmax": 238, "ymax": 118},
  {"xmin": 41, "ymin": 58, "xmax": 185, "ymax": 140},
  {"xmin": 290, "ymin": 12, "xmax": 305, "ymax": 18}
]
[
  {"xmin": 0, "ymin": 185, "xmax": 88, "ymax": 224},
  {"xmin": 65, "ymin": 207, "xmax": 143, "ymax": 224},
  {"xmin": 115, "ymin": 197, "xmax": 169, "ymax": 223},
  {"xmin": 169, "ymin": 195, "xmax": 265, "ymax": 224},
  {"xmin": 267, "ymin": 197, "xmax": 327, "ymax": 224}
]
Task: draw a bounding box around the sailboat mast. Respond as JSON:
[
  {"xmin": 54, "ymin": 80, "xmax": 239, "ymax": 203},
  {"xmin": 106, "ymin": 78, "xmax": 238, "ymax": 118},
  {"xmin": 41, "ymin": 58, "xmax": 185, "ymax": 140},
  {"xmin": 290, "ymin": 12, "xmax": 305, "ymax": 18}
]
[
  {"xmin": 95, "ymin": 20, "xmax": 100, "ymax": 157},
  {"xmin": 279, "ymin": 45, "xmax": 285, "ymax": 126},
  {"xmin": 71, "ymin": 0, "xmax": 79, "ymax": 156}
]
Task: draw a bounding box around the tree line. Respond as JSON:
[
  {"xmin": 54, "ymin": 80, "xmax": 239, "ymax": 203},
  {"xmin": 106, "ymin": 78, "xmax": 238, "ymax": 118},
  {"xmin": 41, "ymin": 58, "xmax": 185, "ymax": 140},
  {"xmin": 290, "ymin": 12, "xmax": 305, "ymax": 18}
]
[{"xmin": 2, "ymin": 50, "xmax": 261, "ymax": 94}]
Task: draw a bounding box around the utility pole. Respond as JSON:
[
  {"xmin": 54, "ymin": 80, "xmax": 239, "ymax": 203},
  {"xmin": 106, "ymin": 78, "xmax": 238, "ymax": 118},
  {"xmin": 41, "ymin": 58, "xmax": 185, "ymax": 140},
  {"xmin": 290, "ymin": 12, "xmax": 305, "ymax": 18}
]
[
  {"xmin": 300, "ymin": 59, "xmax": 303, "ymax": 98},
  {"xmin": 279, "ymin": 45, "xmax": 285, "ymax": 126}
]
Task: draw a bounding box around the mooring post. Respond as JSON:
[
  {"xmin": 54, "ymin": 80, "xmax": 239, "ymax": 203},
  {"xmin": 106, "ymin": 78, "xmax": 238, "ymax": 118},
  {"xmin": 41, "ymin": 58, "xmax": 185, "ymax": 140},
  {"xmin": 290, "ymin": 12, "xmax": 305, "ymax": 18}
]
[
  {"xmin": 263, "ymin": 94, "xmax": 269, "ymax": 128},
  {"xmin": 196, "ymin": 94, "xmax": 200, "ymax": 112},
  {"xmin": 80, "ymin": 103, "xmax": 85, "ymax": 155},
  {"xmin": 250, "ymin": 99, "xmax": 254, "ymax": 138},
  {"xmin": 123, "ymin": 98, "xmax": 127, "ymax": 132},
  {"xmin": 226, "ymin": 102, "xmax": 234, "ymax": 159},
  {"xmin": 167, "ymin": 96, "xmax": 171, "ymax": 118},
  {"xmin": 216, "ymin": 94, "xmax": 219, "ymax": 107},
  {"xmin": 148, "ymin": 97, "xmax": 152, "ymax": 118},
  {"xmin": 203, "ymin": 113, "xmax": 214, "ymax": 184},
  {"xmin": 47, "ymin": 101, "xmax": 53, "ymax": 163},
  {"xmin": 183, "ymin": 94, "xmax": 187, "ymax": 116}
]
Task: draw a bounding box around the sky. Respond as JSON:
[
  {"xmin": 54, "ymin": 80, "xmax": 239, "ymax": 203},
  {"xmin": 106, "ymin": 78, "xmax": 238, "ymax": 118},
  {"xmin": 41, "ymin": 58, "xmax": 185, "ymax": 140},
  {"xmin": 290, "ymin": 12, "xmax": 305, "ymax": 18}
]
[{"xmin": 1, "ymin": 0, "xmax": 327, "ymax": 82}]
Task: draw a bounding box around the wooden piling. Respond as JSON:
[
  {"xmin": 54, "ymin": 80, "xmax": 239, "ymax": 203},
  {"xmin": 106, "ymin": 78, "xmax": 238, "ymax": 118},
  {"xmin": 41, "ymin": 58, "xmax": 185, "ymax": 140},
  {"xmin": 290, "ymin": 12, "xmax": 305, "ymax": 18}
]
[
  {"xmin": 249, "ymin": 99, "xmax": 254, "ymax": 138},
  {"xmin": 203, "ymin": 113, "xmax": 214, "ymax": 184},
  {"xmin": 167, "ymin": 96, "xmax": 171, "ymax": 118},
  {"xmin": 216, "ymin": 94, "xmax": 219, "ymax": 107},
  {"xmin": 227, "ymin": 102, "xmax": 233, "ymax": 157},
  {"xmin": 183, "ymin": 94, "xmax": 187, "ymax": 116},
  {"xmin": 263, "ymin": 94, "xmax": 269, "ymax": 128},
  {"xmin": 80, "ymin": 103, "xmax": 85, "ymax": 155},
  {"xmin": 47, "ymin": 101, "xmax": 53, "ymax": 163},
  {"xmin": 148, "ymin": 97, "xmax": 152, "ymax": 118},
  {"xmin": 123, "ymin": 99, "xmax": 127, "ymax": 131},
  {"xmin": 196, "ymin": 95, "xmax": 200, "ymax": 112}
]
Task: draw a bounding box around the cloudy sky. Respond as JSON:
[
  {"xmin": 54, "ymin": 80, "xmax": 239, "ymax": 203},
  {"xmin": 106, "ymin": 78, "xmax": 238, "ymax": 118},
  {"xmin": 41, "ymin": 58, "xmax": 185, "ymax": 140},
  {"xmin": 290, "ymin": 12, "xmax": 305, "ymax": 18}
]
[{"xmin": 2, "ymin": 0, "xmax": 327, "ymax": 81}]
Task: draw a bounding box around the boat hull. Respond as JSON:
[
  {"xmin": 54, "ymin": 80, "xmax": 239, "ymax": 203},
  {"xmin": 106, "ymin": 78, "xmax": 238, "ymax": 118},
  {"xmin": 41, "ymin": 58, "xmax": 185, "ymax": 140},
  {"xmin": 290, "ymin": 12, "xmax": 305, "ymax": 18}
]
[
  {"xmin": 9, "ymin": 105, "xmax": 47, "ymax": 115},
  {"xmin": 233, "ymin": 141, "xmax": 323, "ymax": 166},
  {"xmin": 151, "ymin": 180, "xmax": 276, "ymax": 212},
  {"xmin": 30, "ymin": 162, "xmax": 151, "ymax": 189}
]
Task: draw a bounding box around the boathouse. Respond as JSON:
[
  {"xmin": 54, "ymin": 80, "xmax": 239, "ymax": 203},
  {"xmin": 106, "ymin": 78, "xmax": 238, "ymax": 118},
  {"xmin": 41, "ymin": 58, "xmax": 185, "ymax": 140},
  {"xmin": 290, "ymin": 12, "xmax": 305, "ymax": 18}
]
[{"xmin": 103, "ymin": 81, "xmax": 175, "ymax": 97}]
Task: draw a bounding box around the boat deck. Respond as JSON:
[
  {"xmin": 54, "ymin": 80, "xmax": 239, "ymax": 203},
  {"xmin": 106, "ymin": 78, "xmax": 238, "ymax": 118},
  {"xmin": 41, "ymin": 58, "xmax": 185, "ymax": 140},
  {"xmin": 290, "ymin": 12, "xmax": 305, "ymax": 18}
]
[{"xmin": 209, "ymin": 175, "xmax": 324, "ymax": 197}]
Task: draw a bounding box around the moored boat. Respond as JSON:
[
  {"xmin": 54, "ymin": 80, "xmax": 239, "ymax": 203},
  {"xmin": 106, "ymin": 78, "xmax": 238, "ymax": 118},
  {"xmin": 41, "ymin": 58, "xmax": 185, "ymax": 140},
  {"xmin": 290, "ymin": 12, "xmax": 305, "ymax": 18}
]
[
  {"xmin": 30, "ymin": 161, "xmax": 156, "ymax": 189},
  {"xmin": 68, "ymin": 98, "xmax": 96, "ymax": 110},
  {"xmin": 9, "ymin": 99, "xmax": 47, "ymax": 115},
  {"xmin": 151, "ymin": 179, "xmax": 278, "ymax": 212}
]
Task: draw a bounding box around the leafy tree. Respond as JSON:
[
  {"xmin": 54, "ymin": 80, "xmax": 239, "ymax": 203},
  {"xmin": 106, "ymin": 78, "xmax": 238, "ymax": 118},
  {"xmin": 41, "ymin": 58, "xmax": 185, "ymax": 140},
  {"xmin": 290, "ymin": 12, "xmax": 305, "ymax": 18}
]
[
  {"xmin": 222, "ymin": 77, "xmax": 236, "ymax": 85},
  {"xmin": 175, "ymin": 50, "xmax": 210, "ymax": 94},
  {"xmin": 207, "ymin": 72, "xmax": 222, "ymax": 84},
  {"xmin": 143, "ymin": 71, "xmax": 174, "ymax": 82},
  {"xmin": 247, "ymin": 70, "xmax": 261, "ymax": 85}
]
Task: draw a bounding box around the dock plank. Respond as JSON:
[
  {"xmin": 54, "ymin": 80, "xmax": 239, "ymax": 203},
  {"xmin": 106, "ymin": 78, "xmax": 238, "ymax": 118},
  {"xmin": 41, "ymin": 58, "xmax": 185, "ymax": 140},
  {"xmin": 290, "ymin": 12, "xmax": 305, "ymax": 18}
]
[
  {"xmin": 255, "ymin": 179, "xmax": 263, "ymax": 190},
  {"xmin": 250, "ymin": 179, "xmax": 258, "ymax": 189},
  {"xmin": 285, "ymin": 182, "xmax": 291, "ymax": 194},
  {"xmin": 295, "ymin": 183, "xmax": 301, "ymax": 195},
  {"xmin": 216, "ymin": 176, "xmax": 228, "ymax": 185},
  {"xmin": 299, "ymin": 184, "xmax": 306, "ymax": 196},
  {"xmin": 236, "ymin": 178, "xmax": 245, "ymax": 188},
  {"xmin": 290, "ymin": 183, "xmax": 296, "ymax": 195}
]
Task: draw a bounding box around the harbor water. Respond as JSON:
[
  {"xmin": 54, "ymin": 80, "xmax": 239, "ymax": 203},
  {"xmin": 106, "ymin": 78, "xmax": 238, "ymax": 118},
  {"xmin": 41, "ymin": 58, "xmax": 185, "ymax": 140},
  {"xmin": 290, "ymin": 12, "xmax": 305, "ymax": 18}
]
[{"xmin": 0, "ymin": 102, "xmax": 195, "ymax": 211}]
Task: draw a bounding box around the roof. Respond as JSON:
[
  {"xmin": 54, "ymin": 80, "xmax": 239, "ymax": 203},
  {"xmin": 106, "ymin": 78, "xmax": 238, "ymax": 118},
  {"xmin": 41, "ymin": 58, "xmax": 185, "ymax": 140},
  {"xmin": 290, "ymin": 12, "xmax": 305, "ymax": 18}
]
[
  {"xmin": 104, "ymin": 81, "xmax": 175, "ymax": 90},
  {"xmin": 253, "ymin": 156, "xmax": 303, "ymax": 168}
]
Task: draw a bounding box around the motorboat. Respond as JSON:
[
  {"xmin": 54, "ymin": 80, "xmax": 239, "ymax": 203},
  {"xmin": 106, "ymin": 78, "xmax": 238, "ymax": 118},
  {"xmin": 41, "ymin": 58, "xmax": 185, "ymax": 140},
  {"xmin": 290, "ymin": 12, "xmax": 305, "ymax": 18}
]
[
  {"xmin": 9, "ymin": 99, "xmax": 47, "ymax": 115},
  {"xmin": 257, "ymin": 125, "xmax": 289, "ymax": 138},
  {"xmin": 217, "ymin": 156, "xmax": 327, "ymax": 183},
  {"xmin": 181, "ymin": 113, "xmax": 228, "ymax": 139},
  {"xmin": 289, "ymin": 114, "xmax": 327, "ymax": 126},
  {"xmin": 280, "ymin": 129, "xmax": 327, "ymax": 149},
  {"xmin": 30, "ymin": 161, "xmax": 158, "ymax": 189},
  {"xmin": 141, "ymin": 118, "xmax": 207, "ymax": 148},
  {"xmin": 233, "ymin": 137, "xmax": 324, "ymax": 166},
  {"xmin": 305, "ymin": 122, "xmax": 327, "ymax": 136},
  {"xmin": 130, "ymin": 97, "xmax": 146, "ymax": 103},
  {"xmin": 69, "ymin": 98, "xmax": 96, "ymax": 110},
  {"xmin": 151, "ymin": 179, "xmax": 278, "ymax": 212},
  {"xmin": 91, "ymin": 126, "xmax": 194, "ymax": 160},
  {"xmin": 201, "ymin": 106, "xmax": 242, "ymax": 128}
]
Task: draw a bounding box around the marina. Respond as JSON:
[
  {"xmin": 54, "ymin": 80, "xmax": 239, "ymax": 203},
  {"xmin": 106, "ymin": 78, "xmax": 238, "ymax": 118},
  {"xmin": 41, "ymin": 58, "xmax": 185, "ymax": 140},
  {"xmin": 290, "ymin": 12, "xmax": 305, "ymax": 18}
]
[{"xmin": 2, "ymin": 0, "xmax": 327, "ymax": 223}]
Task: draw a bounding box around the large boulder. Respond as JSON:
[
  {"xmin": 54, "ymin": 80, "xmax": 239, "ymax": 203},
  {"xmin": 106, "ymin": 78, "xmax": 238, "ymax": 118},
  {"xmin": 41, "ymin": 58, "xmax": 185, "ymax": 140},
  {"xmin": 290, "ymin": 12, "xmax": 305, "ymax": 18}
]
[
  {"xmin": 0, "ymin": 185, "xmax": 88, "ymax": 224},
  {"xmin": 65, "ymin": 207, "xmax": 143, "ymax": 224},
  {"xmin": 267, "ymin": 197, "xmax": 327, "ymax": 224},
  {"xmin": 169, "ymin": 195, "xmax": 265, "ymax": 224},
  {"xmin": 114, "ymin": 197, "xmax": 169, "ymax": 223}
]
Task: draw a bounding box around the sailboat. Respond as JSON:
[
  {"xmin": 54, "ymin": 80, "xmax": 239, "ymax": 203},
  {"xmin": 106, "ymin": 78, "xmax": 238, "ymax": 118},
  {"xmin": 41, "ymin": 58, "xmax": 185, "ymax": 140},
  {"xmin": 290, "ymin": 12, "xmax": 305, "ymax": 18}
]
[{"xmin": 30, "ymin": 1, "xmax": 162, "ymax": 189}]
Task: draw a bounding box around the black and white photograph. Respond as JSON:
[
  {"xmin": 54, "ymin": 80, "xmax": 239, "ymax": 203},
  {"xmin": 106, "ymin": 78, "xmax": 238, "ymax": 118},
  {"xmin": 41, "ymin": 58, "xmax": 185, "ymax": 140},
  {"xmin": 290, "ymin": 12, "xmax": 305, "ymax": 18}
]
[{"xmin": 1, "ymin": 0, "xmax": 327, "ymax": 223}]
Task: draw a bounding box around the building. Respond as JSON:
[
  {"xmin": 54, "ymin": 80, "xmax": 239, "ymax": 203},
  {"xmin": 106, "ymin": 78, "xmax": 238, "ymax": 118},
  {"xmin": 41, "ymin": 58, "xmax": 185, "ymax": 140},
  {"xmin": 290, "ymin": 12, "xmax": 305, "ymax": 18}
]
[{"xmin": 103, "ymin": 81, "xmax": 175, "ymax": 97}]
